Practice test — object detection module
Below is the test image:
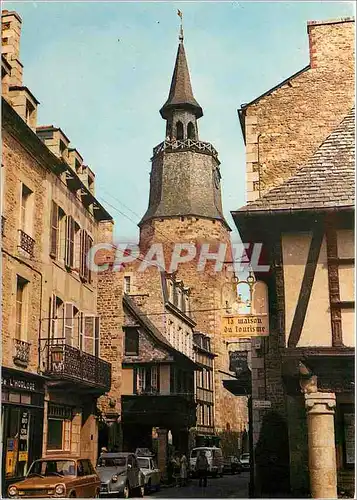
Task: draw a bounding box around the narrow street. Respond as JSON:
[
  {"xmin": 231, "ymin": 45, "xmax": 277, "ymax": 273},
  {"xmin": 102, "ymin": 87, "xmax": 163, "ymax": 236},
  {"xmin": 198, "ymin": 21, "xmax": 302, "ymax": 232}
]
[{"xmin": 150, "ymin": 473, "xmax": 249, "ymax": 498}]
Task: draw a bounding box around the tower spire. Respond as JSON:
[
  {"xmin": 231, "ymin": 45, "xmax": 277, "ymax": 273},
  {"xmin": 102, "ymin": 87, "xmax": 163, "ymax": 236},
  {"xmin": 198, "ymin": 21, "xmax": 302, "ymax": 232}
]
[{"xmin": 159, "ymin": 11, "xmax": 203, "ymax": 120}]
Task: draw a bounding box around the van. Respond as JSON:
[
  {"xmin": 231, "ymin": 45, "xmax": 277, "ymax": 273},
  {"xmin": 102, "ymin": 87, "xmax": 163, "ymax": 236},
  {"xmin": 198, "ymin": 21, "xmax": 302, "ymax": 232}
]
[{"xmin": 189, "ymin": 447, "xmax": 224, "ymax": 477}]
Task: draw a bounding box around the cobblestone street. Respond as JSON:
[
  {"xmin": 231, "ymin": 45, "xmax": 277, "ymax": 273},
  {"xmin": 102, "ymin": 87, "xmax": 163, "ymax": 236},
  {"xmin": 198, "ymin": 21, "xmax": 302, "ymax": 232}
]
[{"xmin": 150, "ymin": 473, "xmax": 250, "ymax": 498}]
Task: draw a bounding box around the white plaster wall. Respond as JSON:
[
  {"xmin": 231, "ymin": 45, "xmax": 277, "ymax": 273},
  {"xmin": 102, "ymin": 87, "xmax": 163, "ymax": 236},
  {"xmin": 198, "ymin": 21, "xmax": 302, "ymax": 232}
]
[
  {"xmin": 339, "ymin": 266, "xmax": 355, "ymax": 302},
  {"xmin": 282, "ymin": 233, "xmax": 310, "ymax": 343},
  {"xmin": 337, "ymin": 229, "xmax": 354, "ymax": 258},
  {"xmin": 341, "ymin": 309, "xmax": 355, "ymax": 347}
]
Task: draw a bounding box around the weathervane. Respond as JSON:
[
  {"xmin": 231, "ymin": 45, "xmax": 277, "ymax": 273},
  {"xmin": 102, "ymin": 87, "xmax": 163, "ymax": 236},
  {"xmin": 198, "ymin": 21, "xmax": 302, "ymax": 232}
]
[{"xmin": 177, "ymin": 9, "xmax": 184, "ymax": 42}]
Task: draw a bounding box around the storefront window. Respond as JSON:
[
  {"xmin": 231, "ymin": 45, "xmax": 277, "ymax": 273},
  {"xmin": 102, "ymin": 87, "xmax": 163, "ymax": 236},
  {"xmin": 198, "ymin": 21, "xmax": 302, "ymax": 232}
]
[
  {"xmin": 47, "ymin": 419, "xmax": 63, "ymax": 450},
  {"xmin": 4, "ymin": 407, "xmax": 31, "ymax": 478}
]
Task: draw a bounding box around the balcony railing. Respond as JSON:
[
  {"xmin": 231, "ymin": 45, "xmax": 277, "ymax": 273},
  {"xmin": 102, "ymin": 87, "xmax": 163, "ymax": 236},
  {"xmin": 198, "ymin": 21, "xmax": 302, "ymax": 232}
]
[
  {"xmin": 18, "ymin": 229, "xmax": 35, "ymax": 256},
  {"xmin": 41, "ymin": 338, "xmax": 111, "ymax": 392},
  {"xmin": 152, "ymin": 139, "xmax": 219, "ymax": 160},
  {"xmin": 13, "ymin": 338, "xmax": 31, "ymax": 366}
]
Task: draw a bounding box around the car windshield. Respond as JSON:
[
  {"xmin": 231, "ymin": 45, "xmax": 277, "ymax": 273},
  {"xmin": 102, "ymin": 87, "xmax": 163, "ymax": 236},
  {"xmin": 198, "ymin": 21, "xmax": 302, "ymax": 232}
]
[
  {"xmin": 27, "ymin": 460, "xmax": 76, "ymax": 477},
  {"xmin": 97, "ymin": 457, "xmax": 127, "ymax": 468},
  {"xmin": 137, "ymin": 458, "xmax": 150, "ymax": 469},
  {"xmin": 191, "ymin": 449, "xmax": 212, "ymax": 458}
]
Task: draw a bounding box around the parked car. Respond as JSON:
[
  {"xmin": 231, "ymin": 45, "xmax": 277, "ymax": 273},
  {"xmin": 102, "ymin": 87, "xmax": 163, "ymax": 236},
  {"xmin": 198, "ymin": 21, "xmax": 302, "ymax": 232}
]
[
  {"xmin": 136, "ymin": 455, "xmax": 161, "ymax": 493},
  {"xmin": 223, "ymin": 456, "xmax": 242, "ymax": 474},
  {"xmin": 7, "ymin": 457, "xmax": 100, "ymax": 498},
  {"xmin": 240, "ymin": 453, "xmax": 250, "ymax": 471},
  {"xmin": 96, "ymin": 452, "xmax": 145, "ymax": 498},
  {"xmin": 189, "ymin": 447, "xmax": 224, "ymax": 477}
]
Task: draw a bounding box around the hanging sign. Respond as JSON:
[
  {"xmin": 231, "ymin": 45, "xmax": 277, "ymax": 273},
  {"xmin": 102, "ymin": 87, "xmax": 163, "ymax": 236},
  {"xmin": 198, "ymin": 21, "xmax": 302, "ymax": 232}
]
[{"xmin": 222, "ymin": 314, "xmax": 269, "ymax": 339}]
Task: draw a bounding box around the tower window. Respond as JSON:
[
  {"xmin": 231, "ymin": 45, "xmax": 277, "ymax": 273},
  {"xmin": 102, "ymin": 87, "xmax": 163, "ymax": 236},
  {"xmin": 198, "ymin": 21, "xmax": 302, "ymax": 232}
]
[
  {"xmin": 187, "ymin": 122, "xmax": 196, "ymax": 140},
  {"xmin": 176, "ymin": 121, "xmax": 184, "ymax": 140}
]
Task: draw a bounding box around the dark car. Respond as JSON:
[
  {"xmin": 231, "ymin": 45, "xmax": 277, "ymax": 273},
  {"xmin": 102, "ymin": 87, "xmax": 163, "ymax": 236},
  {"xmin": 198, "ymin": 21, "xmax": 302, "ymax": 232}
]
[
  {"xmin": 96, "ymin": 452, "xmax": 145, "ymax": 498},
  {"xmin": 223, "ymin": 456, "xmax": 242, "ymax": 475}
]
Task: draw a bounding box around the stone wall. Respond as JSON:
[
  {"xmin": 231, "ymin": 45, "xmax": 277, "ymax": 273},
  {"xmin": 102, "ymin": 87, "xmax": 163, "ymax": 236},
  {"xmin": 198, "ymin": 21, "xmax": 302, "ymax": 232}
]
[
  {"xmin": 243, "ymin": 18, "xmax": 355, "ymax": 202},
  {"xmin": 139, "ymin": 217, "xmax": 248, "ymax": 434}
]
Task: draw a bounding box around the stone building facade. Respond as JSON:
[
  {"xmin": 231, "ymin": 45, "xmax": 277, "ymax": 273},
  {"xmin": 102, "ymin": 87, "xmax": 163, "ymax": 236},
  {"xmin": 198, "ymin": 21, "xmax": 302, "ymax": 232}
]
[
  {"xmin": 233, "ymin": 17, "xmax": 355, "ymax": 498},
  {"xmin": 239, "ymin": 17, "xmax": 355, "ymax": 202},
  {"xmin": 1, "ymin": 10, "xmax": 112, "ymax": 495}
]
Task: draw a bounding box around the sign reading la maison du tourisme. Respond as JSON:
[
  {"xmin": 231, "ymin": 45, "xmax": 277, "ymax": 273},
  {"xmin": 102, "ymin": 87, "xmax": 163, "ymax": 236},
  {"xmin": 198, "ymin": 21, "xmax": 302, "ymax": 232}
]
[{"xmin": 222, "ymin": 314, "xmax": 269, "ymax": 339}]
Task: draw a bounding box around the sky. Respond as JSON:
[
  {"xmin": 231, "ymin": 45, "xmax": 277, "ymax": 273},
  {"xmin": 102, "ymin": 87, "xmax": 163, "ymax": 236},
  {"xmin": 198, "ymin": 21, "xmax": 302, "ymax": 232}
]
[{"xmin": 4, "ymin": 0, "xmax": 355, "ymax": 243}]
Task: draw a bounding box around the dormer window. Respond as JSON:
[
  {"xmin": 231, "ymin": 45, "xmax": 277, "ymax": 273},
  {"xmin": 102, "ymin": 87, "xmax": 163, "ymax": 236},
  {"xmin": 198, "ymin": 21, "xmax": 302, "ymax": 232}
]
[
  {"xmin": 59, "ymin": 140, "xmax": 67, "ymax": 159},
  {"xmin": 25, "ymin": 99, "xmax": 35, "ymax": 128}
]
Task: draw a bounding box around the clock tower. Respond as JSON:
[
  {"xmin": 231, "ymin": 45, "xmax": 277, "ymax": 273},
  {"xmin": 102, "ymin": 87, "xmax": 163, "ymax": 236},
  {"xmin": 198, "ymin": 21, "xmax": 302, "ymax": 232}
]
[{"xmin": 138, "ymin": 26, "xmax": 247, "ymax": 436}]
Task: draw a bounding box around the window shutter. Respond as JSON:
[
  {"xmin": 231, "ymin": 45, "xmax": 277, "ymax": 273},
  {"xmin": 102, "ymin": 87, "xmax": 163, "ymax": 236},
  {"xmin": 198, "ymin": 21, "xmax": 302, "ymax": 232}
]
[
  {"xmin": 50, "ymin": 293, "xmax": 57, "ymax": 338},
  {"xmin": 50, "ymin": 202, "xmax": 58, "ymax": 258},
  {"xmin": 94, "ymin": 316, "xmax": 100, "ymax": 358},
  {"xmin": 69, "ymin": 217, "xmax": 75, "ymax": 268},
  {"xmin": 80, "ymin": 229, "xmax": 85, "ymax": 278},
  {"xmin": 151, "ymin": 366, "xmax": 158, "ymax": 391},
  {"xmin": 64, "ymin": 303, "xmax": 74, "ymax": 345},
  {"xmin": 79, "ymin": 312, "xmax": 84, "ymax": 351}
]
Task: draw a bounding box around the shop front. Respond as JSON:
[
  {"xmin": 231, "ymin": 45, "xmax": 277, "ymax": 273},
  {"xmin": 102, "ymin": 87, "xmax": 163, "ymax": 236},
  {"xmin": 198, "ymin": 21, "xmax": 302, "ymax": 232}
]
[{"xmin": 1, "ymin": 368, "xmax": 45, "ymax": 496}]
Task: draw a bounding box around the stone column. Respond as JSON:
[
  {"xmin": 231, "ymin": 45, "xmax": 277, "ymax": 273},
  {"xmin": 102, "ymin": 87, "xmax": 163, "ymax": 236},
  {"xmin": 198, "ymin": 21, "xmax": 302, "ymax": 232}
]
[
  {"xmin": 157, "ymin": 429, "xmax": 168, "ymax": 480},
  {"xmin": 305, "ymin": 392, "xmax": 337, "ymax": 499}
]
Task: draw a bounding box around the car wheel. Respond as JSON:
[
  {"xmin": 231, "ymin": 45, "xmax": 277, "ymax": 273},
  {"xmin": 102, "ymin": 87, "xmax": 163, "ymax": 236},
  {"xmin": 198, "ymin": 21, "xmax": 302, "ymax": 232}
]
[{"xmin": 123, "ymin": 483, "xmax": 130, "ymax": 499}]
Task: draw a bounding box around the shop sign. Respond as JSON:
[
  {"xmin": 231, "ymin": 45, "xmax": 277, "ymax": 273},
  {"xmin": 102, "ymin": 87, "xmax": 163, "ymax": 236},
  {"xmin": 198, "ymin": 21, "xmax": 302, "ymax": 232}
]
[
  {"xmin": 253, "ymin": 400, "xmax": 271, "ymax": 410},
  {"xmin": 1, "ymin": 375, "xmax": 41, "ymax": 393},
  {"xmin": 222, "ymin": 314, "xmax": 269, "ymax": 340},
  {"xmin": 229, "ymin": 351, "xmax": 249, "ymax": 376}
]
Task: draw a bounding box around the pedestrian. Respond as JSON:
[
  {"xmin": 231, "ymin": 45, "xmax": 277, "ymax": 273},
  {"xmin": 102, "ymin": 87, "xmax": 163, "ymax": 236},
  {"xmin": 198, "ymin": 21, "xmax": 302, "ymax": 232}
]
[
  {"xmin": 195, "ymin": 449, "xmax": 209, "ymax": 487},
  {"xmin": 173, "ymin": 453, "xmax": 181, "ymax": 487},
  {"xmin": 180, "ymin": 453, "xmax": 188, "ymax": 487}
]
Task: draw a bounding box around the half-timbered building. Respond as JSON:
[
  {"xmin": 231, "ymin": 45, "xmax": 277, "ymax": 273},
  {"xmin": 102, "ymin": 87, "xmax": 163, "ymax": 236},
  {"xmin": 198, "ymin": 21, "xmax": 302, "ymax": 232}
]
[{"xmin": 232, "ymin": 108, "xmax": 355, "ymax": 497}]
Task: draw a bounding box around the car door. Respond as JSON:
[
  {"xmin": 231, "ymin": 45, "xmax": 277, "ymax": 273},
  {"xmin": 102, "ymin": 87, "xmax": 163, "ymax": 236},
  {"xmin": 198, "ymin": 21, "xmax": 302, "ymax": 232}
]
[
  {"xmin": 82, "ymin": 459, "xmax": 98, "ymax": 497},
  {"xmin": 76, "ymin": 460, "xmax": 89, "ymax": 498}
]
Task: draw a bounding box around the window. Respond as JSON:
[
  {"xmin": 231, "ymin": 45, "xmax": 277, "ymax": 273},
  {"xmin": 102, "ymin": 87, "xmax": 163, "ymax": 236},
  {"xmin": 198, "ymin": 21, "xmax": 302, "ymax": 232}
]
[
  {"xmin": 136, "ymin": 366, "xmax": 159, "ymax": 394},
  {"xmin": 47, "ymin": 419, "xmax": 63, "ymax": 450},
  {"xmin": 64, "ymin": 304, "xmax": 79, "ymax": 346},
  {"xmin": 124, "ymin": 276, "xmax": 131, "ymax": 294},
  {"xmin": 80, "ymin": 315, "xmax": 100, "ymax": 356},
  {"xmin": 80, "ymin": 230, "xmax": 93, "ymax": 282},
  {"xmin": 15, "ymin": 276, "xmax": 28, "ymax": 340},
  {"xmin": 176, "ymin": 121, "xmax": 184, "ymax": 140},
  {"xmin": 50, "ymin": 294, "xmax": 64, "ymax": 339},
  {"xmin": 65, "ymin": 216, "xmax": 75, "ymax": 268},
  {"xmin": 187, "ymin": 122, "xmax": 195, "ymax": 140},
  {"xmin": 20, "ymin": 184, "xmax": 32, "ymax": 233},
  {"xmin": 81, "ymin": 460, "xmax": 91, "ymax": 476},
  {"xmin": 50, "ymin": 201, "xmax": 59, "ymax": 257},
  {"xmin": 125, "ymin": 327, "xmax": 139, "ymax": 355}
]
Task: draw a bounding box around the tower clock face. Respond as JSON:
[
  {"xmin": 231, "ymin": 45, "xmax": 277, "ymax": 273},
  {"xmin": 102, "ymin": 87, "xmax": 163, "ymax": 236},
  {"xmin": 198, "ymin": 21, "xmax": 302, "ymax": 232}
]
[{"xmin": 214, "ymin": 168, "xmax": 220, "ymax": 189}]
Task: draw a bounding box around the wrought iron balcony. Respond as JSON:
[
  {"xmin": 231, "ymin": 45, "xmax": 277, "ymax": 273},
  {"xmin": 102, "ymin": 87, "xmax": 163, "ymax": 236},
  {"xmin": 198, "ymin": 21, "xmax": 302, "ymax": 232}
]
[
  {"xmin": 41, "ymin": 338, "xmax": 111, "ymax": 392},
  {"xmin": 152, "ymin": 139, "xmax": 219, "ymax": 160},
  {"xmin": 13, "ymin": 338, "xmax": 31, "ymax": 366},
  {"xmin": 18, "ymin": 229, "xmax": 35, "ymax": 256}
]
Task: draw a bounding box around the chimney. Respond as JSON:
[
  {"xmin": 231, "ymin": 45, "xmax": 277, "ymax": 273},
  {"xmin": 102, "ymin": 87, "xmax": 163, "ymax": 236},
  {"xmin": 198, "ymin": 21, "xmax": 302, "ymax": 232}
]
[
  {"xmin": 307, "ymin": 17, "xmax": 355, "ymax": 70},
  {"xmin": 1, "ymin": 10, "xmax": 23, "ymax": 86}
]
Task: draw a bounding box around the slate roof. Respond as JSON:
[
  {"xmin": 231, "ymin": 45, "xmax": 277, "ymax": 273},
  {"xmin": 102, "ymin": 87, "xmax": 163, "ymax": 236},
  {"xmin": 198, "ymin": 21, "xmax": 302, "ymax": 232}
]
[
  {"xmin": 160, "ymin": 39, "xmax": 203, "ymax": 119},
  {"xmin": 234, "ymin": 107, "xmax": 355, "ymax": 214},
  {"xmin": 123, "ymin": 294, "xmax": 197, "ymax": 369}
]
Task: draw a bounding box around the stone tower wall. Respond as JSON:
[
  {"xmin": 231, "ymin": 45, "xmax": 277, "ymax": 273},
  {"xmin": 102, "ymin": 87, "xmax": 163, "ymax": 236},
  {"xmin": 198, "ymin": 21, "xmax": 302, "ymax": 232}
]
[{"xmin": 139, "ymin": 217, "xmax": 248, "ymax": 433}]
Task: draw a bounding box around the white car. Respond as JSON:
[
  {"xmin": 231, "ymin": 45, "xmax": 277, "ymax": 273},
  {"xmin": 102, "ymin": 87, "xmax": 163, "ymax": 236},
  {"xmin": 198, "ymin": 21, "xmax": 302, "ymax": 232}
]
[
  {"xmin": 136, "ymin": 456, "xmax": 161, "ymax": 493},
  {"xmin": 240, "ymin": 453, "xmax": 250, "ymax": 471}
]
